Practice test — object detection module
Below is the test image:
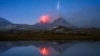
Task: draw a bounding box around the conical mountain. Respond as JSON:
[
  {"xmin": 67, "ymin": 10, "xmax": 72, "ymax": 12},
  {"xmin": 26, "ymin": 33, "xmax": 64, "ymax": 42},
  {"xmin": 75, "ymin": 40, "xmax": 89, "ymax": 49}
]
[{"xmin": 51, "ymin": 17, "xmax": 75, "ymax": 28}]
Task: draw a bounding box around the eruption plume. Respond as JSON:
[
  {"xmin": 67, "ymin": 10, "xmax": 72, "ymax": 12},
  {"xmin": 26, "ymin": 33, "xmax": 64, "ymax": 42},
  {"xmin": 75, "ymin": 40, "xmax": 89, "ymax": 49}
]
[{"xmin": 39, "ymin": 15, "xmax": 50, "ymax": 24}]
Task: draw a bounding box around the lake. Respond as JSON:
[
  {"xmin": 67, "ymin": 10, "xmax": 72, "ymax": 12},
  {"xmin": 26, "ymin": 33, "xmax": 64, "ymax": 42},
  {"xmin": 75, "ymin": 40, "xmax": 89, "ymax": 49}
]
[{"xmin": 0, "ymin": 41, "xmax": 100, "ymax": 56}]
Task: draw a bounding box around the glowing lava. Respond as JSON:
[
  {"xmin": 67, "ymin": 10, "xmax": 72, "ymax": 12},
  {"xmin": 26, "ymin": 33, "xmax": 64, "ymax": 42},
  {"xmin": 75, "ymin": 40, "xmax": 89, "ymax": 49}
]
[
  {"xmin": 40, "ymin": 48, "xmax": 48, "ymax": 55},
  {"xmin": 39, "ymin": 15, "xmax": 50, "ymax": 24}
]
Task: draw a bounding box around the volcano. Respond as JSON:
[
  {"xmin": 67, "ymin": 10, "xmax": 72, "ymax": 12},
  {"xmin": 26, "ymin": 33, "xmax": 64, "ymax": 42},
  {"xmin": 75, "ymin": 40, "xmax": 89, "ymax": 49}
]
[
  {"xmin": 39, "ymin": 15, "xmax": 50, "ymax": 24},
  {"xmin": 51, "ymin": 17, "xmax": 75, "ymax": 28},
  {"xmin": 33, "ymin": 17, "xmax": 75, "ymax": 29},
  {"xmin": 32, "ymin": 15, "xmax": 51, "ymax": 29}
]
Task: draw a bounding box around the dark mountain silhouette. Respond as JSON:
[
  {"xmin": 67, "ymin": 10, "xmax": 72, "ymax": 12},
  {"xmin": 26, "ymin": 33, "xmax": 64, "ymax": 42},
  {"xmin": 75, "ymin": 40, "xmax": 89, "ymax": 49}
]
[{"xmin": 0, "ymin": 17, "xmax": 13, "ymax": 29}]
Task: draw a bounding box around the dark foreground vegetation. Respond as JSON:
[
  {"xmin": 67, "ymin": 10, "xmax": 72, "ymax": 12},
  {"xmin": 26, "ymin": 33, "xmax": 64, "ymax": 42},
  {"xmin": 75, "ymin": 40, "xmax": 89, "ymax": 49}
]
[{"xmin": 0, "ymin": 28, "xmax": 100, "ymax": 41}]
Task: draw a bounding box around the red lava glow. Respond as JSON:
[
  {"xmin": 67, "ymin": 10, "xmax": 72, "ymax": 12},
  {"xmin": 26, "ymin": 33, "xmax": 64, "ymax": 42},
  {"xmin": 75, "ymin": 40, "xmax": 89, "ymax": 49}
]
[
  {"xmin": 40, "ymin": 48, "xmax": 48, "ymax": 55},
  {"xmin": 39, "ymin": 15, "xmax": 50, "ymax": 24}
]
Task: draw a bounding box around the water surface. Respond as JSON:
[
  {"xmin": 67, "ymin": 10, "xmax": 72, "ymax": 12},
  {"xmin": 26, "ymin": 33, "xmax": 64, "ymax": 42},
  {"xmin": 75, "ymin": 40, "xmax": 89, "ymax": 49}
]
[{"xmin": 0, "ymin": 41, "xmax": 100, "ymax": 56}]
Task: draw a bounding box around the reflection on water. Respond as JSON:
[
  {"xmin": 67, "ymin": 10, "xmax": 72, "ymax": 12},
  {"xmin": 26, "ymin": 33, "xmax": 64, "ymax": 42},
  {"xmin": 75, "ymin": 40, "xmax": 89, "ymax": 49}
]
[
  {"xmin": 0, "ymin": 41, "xmax": 100, "ymax": 56},
  {"xmin": 0, "ymin": 46, "xmax": 41, "ymax": 56},
  {"xmin": 40, "ymin": 48, "xmax": 49, "ymax": 56}
]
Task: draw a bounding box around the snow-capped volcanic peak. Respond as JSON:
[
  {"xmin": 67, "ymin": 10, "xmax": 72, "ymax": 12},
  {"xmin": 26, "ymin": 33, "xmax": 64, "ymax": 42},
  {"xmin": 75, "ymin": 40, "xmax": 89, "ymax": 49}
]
[{"xmin": 52, "ymin": 17, "xmax": 74, "ymax": 28}]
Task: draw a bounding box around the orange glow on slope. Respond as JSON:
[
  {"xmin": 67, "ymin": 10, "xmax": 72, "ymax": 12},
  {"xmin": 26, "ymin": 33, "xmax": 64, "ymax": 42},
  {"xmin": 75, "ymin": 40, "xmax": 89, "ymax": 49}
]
[
  {"xmin": 40, "ymin": 48, "xmax": 48, "ymax": 55},
  {"xmin": 39, "ymin": 15, "xmax": 50, "ymax": 24}
]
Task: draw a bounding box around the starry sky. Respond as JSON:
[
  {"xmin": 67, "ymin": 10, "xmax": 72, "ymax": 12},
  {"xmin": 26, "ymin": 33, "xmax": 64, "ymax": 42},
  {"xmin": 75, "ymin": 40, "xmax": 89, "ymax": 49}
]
[{"xmin": 0, "ymin": 0, "xmax": 100, "ymax": 27}]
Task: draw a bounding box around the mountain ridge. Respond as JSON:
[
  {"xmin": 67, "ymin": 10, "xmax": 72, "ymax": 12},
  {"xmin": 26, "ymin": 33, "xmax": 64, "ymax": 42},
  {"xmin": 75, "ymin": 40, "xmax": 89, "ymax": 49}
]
[
  {"xmin": 0, "ymin": 17, "xmax": 99, "ymax": 30},
  {"xmin": 33, "ymin": 17, "xmax": 75, "ymax": 29}
]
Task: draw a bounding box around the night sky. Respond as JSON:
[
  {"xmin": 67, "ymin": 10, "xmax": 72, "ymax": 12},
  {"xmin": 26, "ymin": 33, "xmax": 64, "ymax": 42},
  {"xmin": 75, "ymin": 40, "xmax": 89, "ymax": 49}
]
[{"xmin": 0, "ymin": 0, "xmax": 100, "ymax": 27}]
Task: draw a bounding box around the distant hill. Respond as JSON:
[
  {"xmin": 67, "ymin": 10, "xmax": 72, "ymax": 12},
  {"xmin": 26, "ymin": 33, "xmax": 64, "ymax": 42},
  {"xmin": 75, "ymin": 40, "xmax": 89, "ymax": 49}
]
[
  {"xmin": 0, "ymin": 17, "xmax": 14, "ymax": 29},
  {"xmin": 14, "ymin": 24, "xmax": 34, "ymax": 30},
  {"xmin": 0, "ymin": 17, "xmax": 33, "ymax": 30}
]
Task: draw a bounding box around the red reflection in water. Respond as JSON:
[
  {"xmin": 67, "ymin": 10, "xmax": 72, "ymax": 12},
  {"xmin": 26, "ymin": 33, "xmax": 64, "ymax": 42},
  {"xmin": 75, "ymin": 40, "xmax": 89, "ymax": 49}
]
[{"xmin": 40, "ymin": 47, "xmax": 48, "ymax": 56}]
